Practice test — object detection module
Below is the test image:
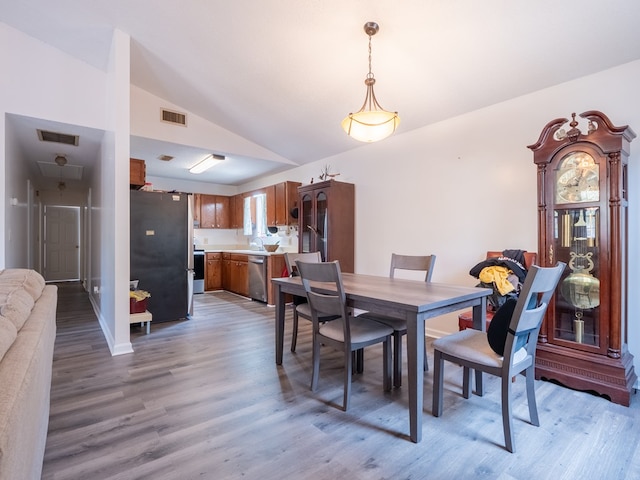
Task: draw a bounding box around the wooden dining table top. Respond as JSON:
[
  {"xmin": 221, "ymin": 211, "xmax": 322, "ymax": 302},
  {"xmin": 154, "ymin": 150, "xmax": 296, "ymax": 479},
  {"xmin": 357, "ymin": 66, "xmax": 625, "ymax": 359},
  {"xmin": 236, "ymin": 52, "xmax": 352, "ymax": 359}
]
[{"xmin": 273, "ymin": 272, "xmax": 489, "ymax": 319}]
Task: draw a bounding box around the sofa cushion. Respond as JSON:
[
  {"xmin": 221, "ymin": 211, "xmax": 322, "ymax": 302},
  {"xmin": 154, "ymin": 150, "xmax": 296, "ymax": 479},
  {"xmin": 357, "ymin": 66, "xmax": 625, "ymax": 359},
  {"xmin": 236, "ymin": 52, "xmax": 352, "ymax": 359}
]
[
  {"xmin": 0, "ymin": 287, "xmax": 35, "ymax": 331},
  {"xmin": 0, "ymin": 316, "xmax": 17, "ymax": 363},
  {"xmin": 0, "ymin": 269, "xmax": 46, "ymax": 331},
  {"xmin": 0, "ymin": 269, "xmax": 46, "ymax": 302}
]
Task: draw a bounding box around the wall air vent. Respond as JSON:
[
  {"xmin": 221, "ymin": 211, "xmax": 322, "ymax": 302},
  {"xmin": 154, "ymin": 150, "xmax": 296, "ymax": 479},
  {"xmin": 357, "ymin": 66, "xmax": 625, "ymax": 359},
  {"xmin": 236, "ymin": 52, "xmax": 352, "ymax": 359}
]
[
  {"xmin": 37, "ymin": 129, "xmax": 79, "ymax": 146},
  {"xmin": 161, "ymin": 109, "xmax": 187, "ymax": 126},
  {"xmin": 157, "ymin": 155, "xmax": 174, "ymax": 161}
]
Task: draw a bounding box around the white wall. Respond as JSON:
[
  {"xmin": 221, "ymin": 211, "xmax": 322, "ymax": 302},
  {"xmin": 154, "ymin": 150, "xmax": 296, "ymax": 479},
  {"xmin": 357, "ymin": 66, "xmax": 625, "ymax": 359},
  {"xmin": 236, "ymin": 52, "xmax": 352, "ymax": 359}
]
[
  {"xmin": 3, "ymin": 20, "xmax": 638, "ymax": 378},
  {"xmin": 3, "ymin": 118, "xmax": 30, "ymax": 267},
  {"xmin": 0, "ymin": 22, "xmax": 133, "ymax": 355},
  {"xmin": 131, "ymin": 86, "xmax": 291, "ymax": 164},
  {"xmin": 0, "ymin": 21, "xmax": 104, "ymax": 269},
  {"xmin": 242, "ymin": 61, "xmax": 640, "ymax": 369}
]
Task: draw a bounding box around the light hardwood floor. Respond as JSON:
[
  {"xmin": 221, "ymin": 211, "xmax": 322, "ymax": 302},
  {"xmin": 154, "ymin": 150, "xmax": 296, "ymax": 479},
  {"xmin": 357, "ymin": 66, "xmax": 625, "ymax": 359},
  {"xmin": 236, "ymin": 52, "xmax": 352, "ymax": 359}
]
[{"xmin": 42, "ymin": 282, "xmax": 640, "ymax": 479}]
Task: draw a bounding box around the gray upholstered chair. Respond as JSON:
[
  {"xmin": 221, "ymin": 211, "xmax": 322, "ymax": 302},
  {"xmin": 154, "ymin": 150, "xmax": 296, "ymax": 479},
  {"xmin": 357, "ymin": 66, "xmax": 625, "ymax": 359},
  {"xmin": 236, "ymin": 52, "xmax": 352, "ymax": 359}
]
[
  {"xmin": 295, "ymin": 260, "xmax": 393, "ymax": 411},
  {"xmin": 431, "ymin": 262, "xmax": 565, "ymax": 453},
  {"xmin": 357, "ymin": 254, "xmax": 436, "ymax": 387},
  {"xmin": 284, "ymin": 251, "xmax": 338, "ymax": 352}
]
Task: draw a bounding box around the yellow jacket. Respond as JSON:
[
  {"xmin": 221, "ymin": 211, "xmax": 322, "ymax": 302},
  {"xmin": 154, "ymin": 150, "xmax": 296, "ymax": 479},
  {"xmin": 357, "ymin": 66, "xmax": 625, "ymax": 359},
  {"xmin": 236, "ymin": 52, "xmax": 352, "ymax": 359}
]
[{"xmin": 479, "ymin": 266, "xmax": 515, "ymax": 296}]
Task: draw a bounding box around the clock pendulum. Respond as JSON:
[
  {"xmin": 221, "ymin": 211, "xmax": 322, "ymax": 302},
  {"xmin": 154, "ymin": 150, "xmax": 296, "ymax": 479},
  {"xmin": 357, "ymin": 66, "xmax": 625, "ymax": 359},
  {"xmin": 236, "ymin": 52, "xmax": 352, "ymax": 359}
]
[{"xmin": 560, "ymin": 209, "xmax": 600, "ymax": 343}]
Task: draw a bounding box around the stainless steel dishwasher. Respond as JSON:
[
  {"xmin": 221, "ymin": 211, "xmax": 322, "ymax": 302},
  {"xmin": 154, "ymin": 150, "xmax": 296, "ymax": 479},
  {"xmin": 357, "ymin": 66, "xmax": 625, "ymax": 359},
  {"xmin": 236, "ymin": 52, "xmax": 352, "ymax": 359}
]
[{"xmin": 248, "ymin": 255, "xmax": 268, "ymax": 302}]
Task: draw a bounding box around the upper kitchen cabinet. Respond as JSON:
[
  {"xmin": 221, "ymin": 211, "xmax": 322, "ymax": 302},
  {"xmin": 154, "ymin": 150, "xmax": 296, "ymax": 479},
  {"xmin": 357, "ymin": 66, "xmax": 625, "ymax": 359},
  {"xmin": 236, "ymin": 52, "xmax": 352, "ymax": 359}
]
[
  {"xmin": 193, "ymin": 193, "xmax": 201, "ymax": 227},
  {"xmin": 229, "ymin": 194, "xmax": 244, "ymax": 229},
  {"xmin": 265, "ymin": 185, "xmax": 276, "ymax": 226},
  {"xmin": 200, "ymin": 194, "xmax": 230, "ymax": 229},
  {"xmin": 298, "ymin": 180, "xmax": 354, "ymax": 272},
  {"xmin": 130, "ymin": 158, "xmax": 146, "ymax": 189},
  {"xmin": 274, "ymin": 181, "xmax": 301, "ymax": 226}
]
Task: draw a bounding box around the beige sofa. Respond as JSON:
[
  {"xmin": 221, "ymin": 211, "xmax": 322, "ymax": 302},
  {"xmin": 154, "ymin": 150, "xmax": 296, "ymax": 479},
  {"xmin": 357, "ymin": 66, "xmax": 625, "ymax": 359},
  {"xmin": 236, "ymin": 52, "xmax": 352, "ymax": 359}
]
[{"xmin": 0, "ymin": 269, "xmax": 57, "ymax": 480}]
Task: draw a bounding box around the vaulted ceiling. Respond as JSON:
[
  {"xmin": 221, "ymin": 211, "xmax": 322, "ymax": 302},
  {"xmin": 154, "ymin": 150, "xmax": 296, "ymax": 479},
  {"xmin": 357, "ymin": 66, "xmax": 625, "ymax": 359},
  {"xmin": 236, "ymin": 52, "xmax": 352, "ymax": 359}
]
[{"xmin": 3, "ymin": 0, "xmax": 640, "ymax": 187}]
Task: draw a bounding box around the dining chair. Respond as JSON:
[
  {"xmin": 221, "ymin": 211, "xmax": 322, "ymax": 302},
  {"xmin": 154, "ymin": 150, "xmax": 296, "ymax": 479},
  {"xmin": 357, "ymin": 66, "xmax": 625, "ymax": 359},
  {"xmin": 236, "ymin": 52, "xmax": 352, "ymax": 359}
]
[
  {"xmin": 284, "ymin": 251, "xmax": 339, "ymax": 352},
  {"xmin": 295, "ymin": 260, "xmax": 393, "ymax": 411},
  {"xmin": 431, "ymin": 262, "xmax": 565, "ymax": 453},
  {"xmin": 357, "ymin": 253, "xmax": 436, "ymax": 387}
]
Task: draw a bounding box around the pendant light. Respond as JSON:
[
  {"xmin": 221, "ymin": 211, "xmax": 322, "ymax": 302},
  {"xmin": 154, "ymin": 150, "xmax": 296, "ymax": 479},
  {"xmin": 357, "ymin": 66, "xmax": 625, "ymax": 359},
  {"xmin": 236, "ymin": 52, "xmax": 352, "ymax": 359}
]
[{"xmin": 341, "ymin": 22, "xmax": 400, "ymax": 143}]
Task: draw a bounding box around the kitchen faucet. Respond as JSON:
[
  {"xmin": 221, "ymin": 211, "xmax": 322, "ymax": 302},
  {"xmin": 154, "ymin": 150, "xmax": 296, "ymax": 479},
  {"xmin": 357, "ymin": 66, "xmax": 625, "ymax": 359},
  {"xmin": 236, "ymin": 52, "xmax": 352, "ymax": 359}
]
[{"xmin": 254, "ymin": 237, "xmax": 264, "ymax": 251}]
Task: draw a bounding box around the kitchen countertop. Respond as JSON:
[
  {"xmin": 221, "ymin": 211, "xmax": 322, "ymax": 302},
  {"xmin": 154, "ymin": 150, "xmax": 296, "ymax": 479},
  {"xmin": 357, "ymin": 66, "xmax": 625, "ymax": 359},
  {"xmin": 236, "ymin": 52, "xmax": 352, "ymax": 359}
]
[{"xmin": 194, "ymin": 247, "xmax": 288, "ymax": 256}]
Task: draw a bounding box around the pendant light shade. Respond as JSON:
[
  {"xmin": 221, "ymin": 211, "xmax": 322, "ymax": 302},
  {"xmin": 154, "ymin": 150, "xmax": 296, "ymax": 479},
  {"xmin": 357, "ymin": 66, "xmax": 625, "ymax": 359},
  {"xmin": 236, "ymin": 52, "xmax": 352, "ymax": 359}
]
[{"xmin": 342, "ymin": 22, "xmax": 399, "ymax": 143}]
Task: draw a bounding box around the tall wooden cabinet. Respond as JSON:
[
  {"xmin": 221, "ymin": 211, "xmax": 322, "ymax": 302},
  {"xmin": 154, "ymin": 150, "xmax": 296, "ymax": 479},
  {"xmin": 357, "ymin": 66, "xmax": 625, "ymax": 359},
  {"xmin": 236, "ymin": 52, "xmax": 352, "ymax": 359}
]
[
  {"xmin": 528, "ymin": 110, "xmax": 636, "ymax": 406},
  {"xmin": 298, "ymin": 180, "xmax": 354, "ymax": 273}
]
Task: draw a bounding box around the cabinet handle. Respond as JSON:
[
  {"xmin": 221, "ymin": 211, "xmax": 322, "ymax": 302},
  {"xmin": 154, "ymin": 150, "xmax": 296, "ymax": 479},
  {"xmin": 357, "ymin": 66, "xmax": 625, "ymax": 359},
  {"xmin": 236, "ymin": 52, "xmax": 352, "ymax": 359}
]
[{"xmin": 549, "ymin": 244, "xmax": 553, "ymax": 264}]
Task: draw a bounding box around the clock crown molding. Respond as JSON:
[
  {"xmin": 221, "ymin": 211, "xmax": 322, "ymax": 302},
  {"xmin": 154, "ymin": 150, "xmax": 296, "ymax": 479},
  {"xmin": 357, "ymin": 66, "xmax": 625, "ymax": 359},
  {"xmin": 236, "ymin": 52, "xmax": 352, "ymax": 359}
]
[{"xmin": 528, "ymin": 110, "xmax": 636, "ymax": 163}]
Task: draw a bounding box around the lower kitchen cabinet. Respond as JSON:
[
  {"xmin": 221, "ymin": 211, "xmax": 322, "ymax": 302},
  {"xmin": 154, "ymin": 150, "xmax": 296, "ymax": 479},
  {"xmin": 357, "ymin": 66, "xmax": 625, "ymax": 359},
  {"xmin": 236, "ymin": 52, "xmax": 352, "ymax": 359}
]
[
  {"xmin": 205, "ymin": 252, "xmax": 222, "ymax": 291},
  {"xmin": 266, "ymin": 254, "xmax": 288, "ymax": 305},
  {"xmin": 222, "ymin": 253, "xmax": 248, "ymax": 297}
]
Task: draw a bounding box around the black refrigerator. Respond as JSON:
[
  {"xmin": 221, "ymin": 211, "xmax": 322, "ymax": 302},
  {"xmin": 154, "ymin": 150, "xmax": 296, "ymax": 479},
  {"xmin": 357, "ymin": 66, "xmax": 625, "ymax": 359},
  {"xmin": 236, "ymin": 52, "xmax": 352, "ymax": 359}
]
[{"xmin": 130, "ymin": 190, "xmax": 194, "ymax": 323}]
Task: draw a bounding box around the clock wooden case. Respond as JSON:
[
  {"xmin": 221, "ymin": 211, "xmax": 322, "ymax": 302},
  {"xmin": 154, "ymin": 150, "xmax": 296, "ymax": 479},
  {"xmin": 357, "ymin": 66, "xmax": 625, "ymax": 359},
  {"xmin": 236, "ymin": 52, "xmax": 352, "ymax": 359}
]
[{"xmin": 528, "ymin": 110, "xmax": 636, "ymax": 406}]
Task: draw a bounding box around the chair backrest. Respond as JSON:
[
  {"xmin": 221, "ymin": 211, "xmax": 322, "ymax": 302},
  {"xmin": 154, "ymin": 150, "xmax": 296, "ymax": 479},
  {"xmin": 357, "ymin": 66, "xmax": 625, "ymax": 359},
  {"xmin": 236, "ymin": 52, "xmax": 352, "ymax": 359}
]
[
  {"xmin": 503, "ymin": 262, "xmax": 565, "ymax": 368},
  {"xmin": 295, "ymin": 260, "xmax": 350, "ymax": 336},
  {"xmin": 389, "ymin": 254, "xmax": 436, "ymax": 282},
  {"xmin": 284, "ymin": 251, "xmax": 322, "ymax": 277}
]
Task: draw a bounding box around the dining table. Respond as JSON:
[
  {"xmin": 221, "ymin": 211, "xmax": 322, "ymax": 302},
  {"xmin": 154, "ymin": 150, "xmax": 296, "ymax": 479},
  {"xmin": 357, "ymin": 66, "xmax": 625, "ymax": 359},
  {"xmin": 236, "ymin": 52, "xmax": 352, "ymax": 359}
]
[{"xmin": 272, "ymin": 272, "xmax": 491, "ymax": 443}]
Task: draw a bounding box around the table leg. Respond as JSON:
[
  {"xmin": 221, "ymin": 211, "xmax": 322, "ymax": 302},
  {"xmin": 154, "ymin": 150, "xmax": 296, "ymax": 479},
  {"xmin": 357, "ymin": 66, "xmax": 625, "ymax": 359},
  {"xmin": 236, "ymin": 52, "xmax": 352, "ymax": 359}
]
[
  {"xmin": 275, "ymin": 283, "xmax": 285, "ymax": 365},
  {"xmin": 406, "ymin": 313, "xmax": 424, "ymax": 443},
  {"xmin": 472, "ymin": 299, "xmax": 486, "ymax": 396}
]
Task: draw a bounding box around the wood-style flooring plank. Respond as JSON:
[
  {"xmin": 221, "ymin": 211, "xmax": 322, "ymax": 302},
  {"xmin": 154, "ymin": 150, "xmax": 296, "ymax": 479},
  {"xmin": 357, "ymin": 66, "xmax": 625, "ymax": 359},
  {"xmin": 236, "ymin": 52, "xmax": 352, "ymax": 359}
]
[{"xmin": 41, "ymin": 282, "xmax": 640, "ymax": 479}]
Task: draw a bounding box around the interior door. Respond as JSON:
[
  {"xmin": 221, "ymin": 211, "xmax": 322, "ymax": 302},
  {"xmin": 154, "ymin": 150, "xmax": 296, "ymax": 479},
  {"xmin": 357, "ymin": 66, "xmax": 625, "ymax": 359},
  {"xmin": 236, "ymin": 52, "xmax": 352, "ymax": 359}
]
[{"xmin": 44, "ymin": 205, "xmax": 80, "ymax": 281}]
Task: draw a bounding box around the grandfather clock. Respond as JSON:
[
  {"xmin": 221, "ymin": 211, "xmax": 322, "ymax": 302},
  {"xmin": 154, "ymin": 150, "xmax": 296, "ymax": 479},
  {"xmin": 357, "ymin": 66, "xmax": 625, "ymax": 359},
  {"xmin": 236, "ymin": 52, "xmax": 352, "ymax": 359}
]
[{"xmin": 528, "ymin": 110, "xmax": 636, "ymax": 406}]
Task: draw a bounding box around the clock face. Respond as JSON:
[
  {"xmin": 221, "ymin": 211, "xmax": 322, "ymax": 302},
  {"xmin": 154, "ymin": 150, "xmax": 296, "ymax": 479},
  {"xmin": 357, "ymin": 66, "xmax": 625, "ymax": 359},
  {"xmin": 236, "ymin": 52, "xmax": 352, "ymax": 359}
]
[{"xmin": 555, "ymin": 152, "xmax": 600, "ymax": 204}]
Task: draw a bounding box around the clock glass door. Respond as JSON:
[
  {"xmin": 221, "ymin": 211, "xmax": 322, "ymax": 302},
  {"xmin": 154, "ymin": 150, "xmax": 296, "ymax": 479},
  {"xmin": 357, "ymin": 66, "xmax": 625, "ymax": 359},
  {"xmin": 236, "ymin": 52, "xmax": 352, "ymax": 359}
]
[
  {"xmin": 552, "ymin": 207, "xmax": 600, "ymax": 347},
  {"xmin": 300, "ymin": 193, "xmax": 313, "ymax": 253},
  {"xmin": 316, "ymin": 191, "xmax": 328, "ymax": 261}
]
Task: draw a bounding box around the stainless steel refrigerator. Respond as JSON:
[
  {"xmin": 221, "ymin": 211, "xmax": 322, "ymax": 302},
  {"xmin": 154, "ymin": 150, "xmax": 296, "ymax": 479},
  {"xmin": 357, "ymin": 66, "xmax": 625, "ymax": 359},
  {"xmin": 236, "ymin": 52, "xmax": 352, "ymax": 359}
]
[{"xmin": 130, "ymin": 190, "xmax": 194, "ymax": 323}]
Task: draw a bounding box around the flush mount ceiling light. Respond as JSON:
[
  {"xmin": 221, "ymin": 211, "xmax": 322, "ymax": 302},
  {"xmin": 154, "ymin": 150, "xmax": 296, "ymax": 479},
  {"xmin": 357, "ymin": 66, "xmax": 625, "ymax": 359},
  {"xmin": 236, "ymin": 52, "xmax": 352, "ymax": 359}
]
[
  {"xmin": 341, "ymin": 21, "xmax": 400, "ymax": 143},
  {"xmin": 189, "ymin": 154, "xmax": 225, "ymax": 174},
  {"xmin": 54, "ymin": 154, "xmax": 67, "ymax": 166}
]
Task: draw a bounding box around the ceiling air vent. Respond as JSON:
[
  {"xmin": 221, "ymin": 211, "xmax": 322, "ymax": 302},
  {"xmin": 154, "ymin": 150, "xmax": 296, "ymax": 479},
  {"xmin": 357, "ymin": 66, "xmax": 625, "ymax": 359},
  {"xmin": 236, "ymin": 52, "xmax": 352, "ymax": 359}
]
[
  {"xmin": 157, "ymin": 155, "xmax": 174, "ymax": 161},
  {"xmin": 37, "ymin": 129, "xmax": 79, "ymax": 146},
  {"xmin": 161, "ymin": 108, "xmax": 187, "ymax": 126}
]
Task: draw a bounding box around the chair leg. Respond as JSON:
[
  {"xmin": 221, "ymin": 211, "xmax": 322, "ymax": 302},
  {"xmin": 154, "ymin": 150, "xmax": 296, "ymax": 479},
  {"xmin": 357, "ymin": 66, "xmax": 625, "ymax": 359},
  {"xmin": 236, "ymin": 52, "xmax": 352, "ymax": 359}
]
[
  {"xmin": 525, "ymin": 365, "xmax": 540, "ymax": 426},
  {"xmin": 432, "ymin": 349, "xmax": 445, "ymax": 416},
  {"xmin": 393, "ymin": 332, "xmax": 402, "ymax": 387},
  {"xmin": 462, "ymin": 367, "xmax": 472, "ymax": 399},
  {"xmin": 310, "ymin": 333, "xmax": 320, "ymax": 391},
  {"xmin": 351, "ymin": 350, "xmax": 364, "ymax": 374},
  {"xmin": 502, "ymin": 373, "xmax": 515, "ymax": 453},
  {"xmin": 383, "ymin": 338, "xmax": 392, "ymax": 392},
  {"xmin": 424, "ymin": 340, "xmax": 429, "ymax": 372},
  {"xmin": 291, "ymin": 309, "xmax": 299, "ymax": 352},
  {"xmin": 392, "ymin": 332, "xmax": 428, "ymax": 389},
  {"xmin": 343, "ymin": 348, "xmax": 352, "ymax": 411}
]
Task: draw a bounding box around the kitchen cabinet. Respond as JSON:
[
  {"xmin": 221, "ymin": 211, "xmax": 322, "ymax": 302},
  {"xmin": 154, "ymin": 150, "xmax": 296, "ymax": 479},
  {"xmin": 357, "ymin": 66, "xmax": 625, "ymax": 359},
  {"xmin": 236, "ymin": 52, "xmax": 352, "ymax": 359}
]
[
  {"xmin": 205, "ymin": 252, "xmax": 222, "ymax": 291},
  {"xmin": 222, "ymin": 253, "xmax": 248, "ymax": 297},
  {"xmin": 200, "ymin": 194, "xmax": 230, "ymax": 228},
  {"xmin": 130, "ymin": 158, "xmax": 146, "ymax": 189},
  {"xmin": 265, "ymin": 185, "xmax": 276, "ymax": 226},
  {"xmin": 298, "ymin": 180, "xmax": 354, "ymax": 272},
  {"xmin": 529, "ymin": 110, "xmax": 636, "ymax": 406},
  {"xmin": 193, "ymin": 193, "xmax": 201, "ymax": 227},
  {"xmin": 230, "ymin": 194, "xmax": 245, "ymax": 229},
  {"xmin": 274, "ymin": 181, "xmax": 301, "ymax": 226},
  {"xmin": 266, "ymin": 254, "xmax": 290, "ymax": 305}
]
